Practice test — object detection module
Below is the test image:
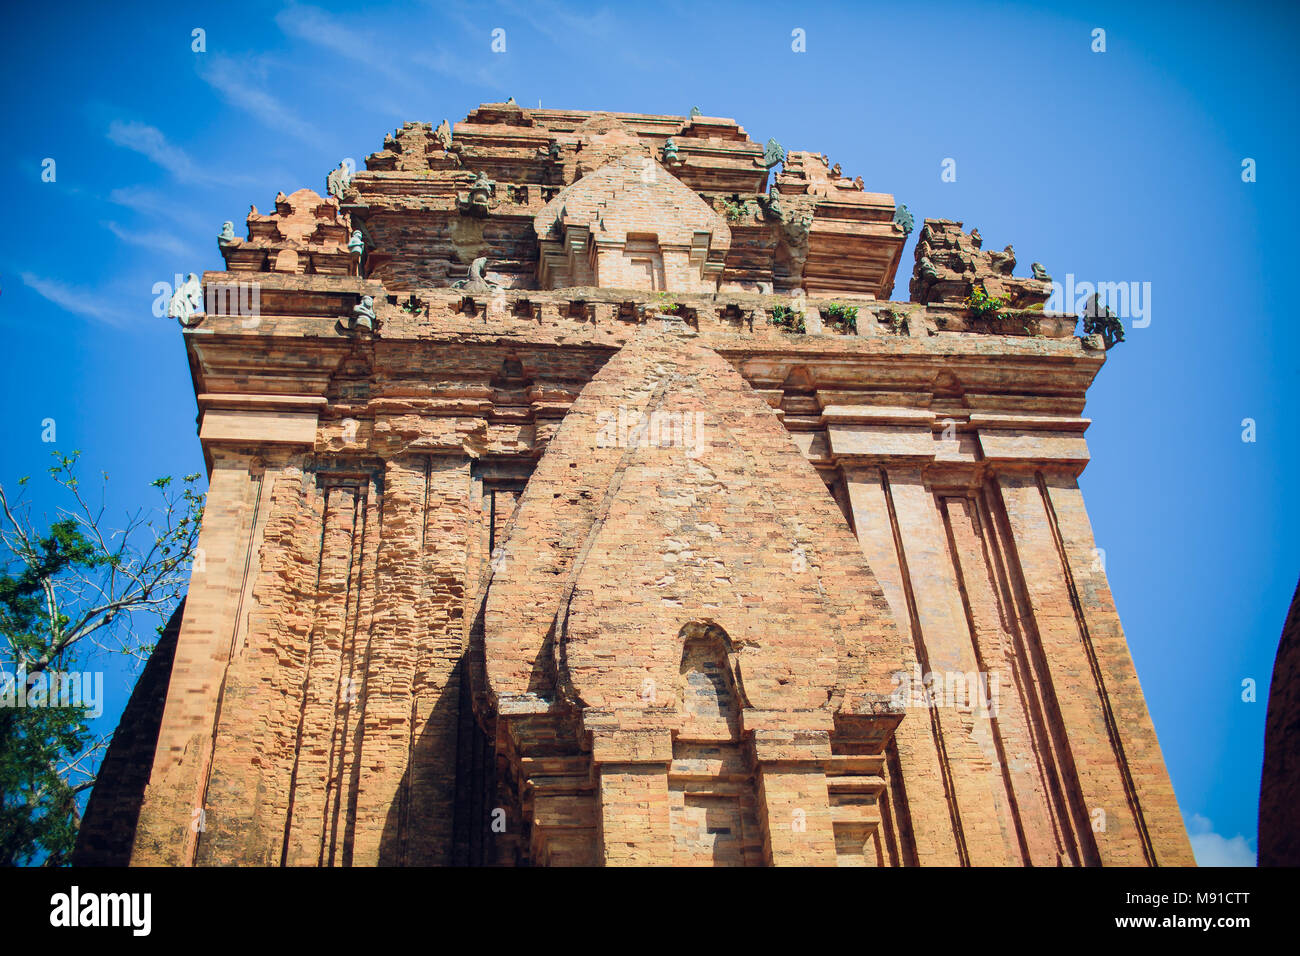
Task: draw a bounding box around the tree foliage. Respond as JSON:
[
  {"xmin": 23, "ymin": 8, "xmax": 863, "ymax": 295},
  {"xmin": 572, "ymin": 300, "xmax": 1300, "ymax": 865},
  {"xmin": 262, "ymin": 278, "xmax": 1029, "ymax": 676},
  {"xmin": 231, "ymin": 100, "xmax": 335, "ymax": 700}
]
[{"xmin": 0, "ymin": 451, "xmax": 203, "ymax": 865}]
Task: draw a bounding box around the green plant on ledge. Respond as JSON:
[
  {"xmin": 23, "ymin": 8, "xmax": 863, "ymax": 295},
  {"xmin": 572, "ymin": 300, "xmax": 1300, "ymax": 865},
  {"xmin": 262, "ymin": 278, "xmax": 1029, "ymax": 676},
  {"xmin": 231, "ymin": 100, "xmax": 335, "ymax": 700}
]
[
  {"xmin": 656, "ymin": 291, "xmax": 680, "ymax": 315},
  {"xmin": 823, "ymin": 303, "xmax": 858, "ymax": 334},
  {"xmin": 770, "ymin": 304, "xmax": 806, "ymax": 334},
  {"xmin": 720, "ymin": 197, "xmax": 747, "ymax": 223},
  {"xmin": 879, "ymin": 308, "xmax": 910, "ymax": 336},
  {"xmin": 966, "ymin": 285, "xmax": 1007, "ymax": 322}
]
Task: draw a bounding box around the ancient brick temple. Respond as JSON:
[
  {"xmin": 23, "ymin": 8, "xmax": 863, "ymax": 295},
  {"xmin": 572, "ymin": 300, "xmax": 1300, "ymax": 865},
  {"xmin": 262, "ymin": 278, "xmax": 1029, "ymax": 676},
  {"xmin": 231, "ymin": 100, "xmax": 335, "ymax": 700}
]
[{"xmin": 77, "ymin": 103, "xmax": 1193, "ymax": 866}]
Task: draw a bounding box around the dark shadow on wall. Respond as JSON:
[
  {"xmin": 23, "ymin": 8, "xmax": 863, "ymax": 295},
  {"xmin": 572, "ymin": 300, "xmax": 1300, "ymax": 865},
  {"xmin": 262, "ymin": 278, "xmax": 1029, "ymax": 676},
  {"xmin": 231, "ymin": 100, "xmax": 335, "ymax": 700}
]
[
  {"xmin": 72, "ymin": 599, "xmax": 185, "ymax": 866},
  {"xmin": 377, "ymin": 650, "xmax": 497, "ymax": 866}
]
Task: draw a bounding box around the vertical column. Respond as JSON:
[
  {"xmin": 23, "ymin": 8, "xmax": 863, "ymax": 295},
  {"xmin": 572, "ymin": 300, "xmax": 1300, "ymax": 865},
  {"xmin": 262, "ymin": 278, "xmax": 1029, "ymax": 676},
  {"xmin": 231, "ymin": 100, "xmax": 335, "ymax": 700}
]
[
  {"xmin": 994, "ymin": 468, "xmax": 1157, "ymax": 864},
  {"xmin": 279, "ymin": 479, "xmax": 369, "ymax": 865},
  {"xmin": 882, "ymin": 468, "xmax": 1020, "ymax": 865},
  {"xmin": 592, "ymin": 729, "xmax": 673, "ymax": 866},
  {"xmin": 195, "ymin": 460, "xmax": 333, "ymax": 866},
  {"xmin": 842, "ymin": 464, "xmax": 1003, "ymax": 864},
  {"xmin": 1039, "ymin": 472, "xmax": 1195, "ymax": 865},
  {"xmin": 347, "ymin": 454, "xmax": 471, "ymax": 865},
  {"xmin": 752, "ymin": 728, "xmax": 837, "ymax": 866},
  {"xmin": 842, "ymin": 465, "xmax": 959, "ymax": 865},
  {"xmin": 131, "ymin": 451, "xmax": 280, "ymax": 865},
  {"xmin": 942, "ymin": 494, "xmax": 1064, "ymax": 866}
]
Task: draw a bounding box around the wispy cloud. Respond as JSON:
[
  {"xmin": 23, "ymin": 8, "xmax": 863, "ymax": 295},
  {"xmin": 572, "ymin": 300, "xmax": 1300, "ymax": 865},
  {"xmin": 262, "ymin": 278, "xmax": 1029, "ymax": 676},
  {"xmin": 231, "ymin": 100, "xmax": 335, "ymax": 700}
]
[
  {"xmin": 108, "ymin": 185, "xmax": 207, "ymax": 231},
  {"xmin": 1186, "ymin": 813, "xmax": 1256, "ymax": 867},
  {"xmin": 412, "ymin": 48, "xmax": 511, "ymax": 93},
  {"xmin": 101, "ymin": 221, "xmax": 197, "ymax": 259},
  {"xmin": 497, "ymin": 0, "xmax": 618, "ymax": 44},
  {"xmin": 278, "ymin": 3, "xmax": 507, "ymax": 100},
  {"xmin": 107, "ymin": 121, "xmax": 219, "ymax": 185},
  {"xmin": 197, "ymin": 54, "xmax": 325, "ymax": 146},
  {"xmin": 21, "ymin": 272, "xmax": 132, "ymax": 327},
  {"xmin": 276, "ymin": 4, "xmax": 402, "ymax": 85}
]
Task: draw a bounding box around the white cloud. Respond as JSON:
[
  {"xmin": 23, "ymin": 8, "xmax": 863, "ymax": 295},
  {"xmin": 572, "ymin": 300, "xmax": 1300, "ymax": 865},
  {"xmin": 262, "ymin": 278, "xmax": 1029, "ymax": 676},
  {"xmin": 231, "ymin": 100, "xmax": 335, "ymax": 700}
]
[
  {"xmin": 20, "ymin": 272, "xmax": 132, "ymax": 327},
  {"xmin": 1186, "ymin": 813, "xmax": 1256, "ymax": 867},
  {"xmin": 279, "ymin": 4, "xmax": 506, "ymax": 98},
  {"xmin": 197, "ymin": 55, "xmax": 324, "ymax": 146},
  {"xmin": 102, "ymin": 221, "xmax": 197, "ymax": 259},
  {"xmin": 108, "ymin": 186, "xmax": 207, "ymax": 232},
  {"xmin": 498, "ymin": 0, "xmax": 617, "ymax": 44},
  {"xmin": 412, "ymin": 47, "xmax": 510, "ymax": 93},
  {"xmin": 107, "ymin": 121, "xmax": 213, "ymax": 185},
  {"xmin": 276, "ymin": 4, "xmax": 400, "ymax": 83}
]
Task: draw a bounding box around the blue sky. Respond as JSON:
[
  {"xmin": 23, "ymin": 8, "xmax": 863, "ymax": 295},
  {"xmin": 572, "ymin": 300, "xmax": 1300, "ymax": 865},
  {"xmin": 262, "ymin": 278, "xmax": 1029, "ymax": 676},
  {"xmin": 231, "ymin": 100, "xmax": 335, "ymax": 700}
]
[{"xmin": 1, "ymin": 0, "xmax": 1295, "ymax": 866}]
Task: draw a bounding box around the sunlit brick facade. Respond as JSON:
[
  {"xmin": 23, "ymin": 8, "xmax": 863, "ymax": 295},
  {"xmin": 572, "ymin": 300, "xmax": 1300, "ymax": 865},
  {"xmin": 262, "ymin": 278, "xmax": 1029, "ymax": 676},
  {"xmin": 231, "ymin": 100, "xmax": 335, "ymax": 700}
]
[{"xmin": 77, "ymin": 103, "xmax": 1193, "ymax": 867}]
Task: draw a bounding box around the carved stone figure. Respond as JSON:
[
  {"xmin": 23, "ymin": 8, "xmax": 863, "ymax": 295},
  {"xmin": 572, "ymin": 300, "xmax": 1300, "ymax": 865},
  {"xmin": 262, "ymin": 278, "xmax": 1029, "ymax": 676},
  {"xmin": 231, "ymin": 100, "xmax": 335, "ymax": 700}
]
[
  {"xmin": 547, "ymin": 140, "xmax": 561, "ymax": 160},
  {"xmin": 348, "ymin": 230, "xmax": 365, "ymax": 256},
  {"xmin": 452, "ymin": 256, "xmax": 502, "ymax": 293},
  {"xmin": 970, "ymin": 227, "xmax": 983, "ymax": 249},
  {"xmin": 853, "ymin": 176, "xmax": 864, "ymax": 190},
  {"xmin": 1082, "ymin": 293, "xmax": 1125, "ymax": 349},
  {"xmin": 326, "ymin": 160, "xmax": 353, "ymax": 200},
  {"xmin": 167, "ymin": 272, "xmax": 204, "ymax": 327},
  {"xmin": 662, "ymin": 138, "xmax": 679, "ymax": 164},
  {"xmin": 506, "ymin": 96, "xmax": 517, "ymax": 105},
  {"xmin": 217, "ymin": 221, "xmax": 236, "ymax": 247},
  {"xmin": 1031, "ymin": 261, "xmax": 1050, "ymax": 281},
  {"xmin": 757, "ymin": 137, "xmax": 785, "ymax": 169},
  {"xmin": 460, "ymin": 172, "xmax": 496, "ymax": 216},
  {"xmin": 893, "ymin": 204, "xmax": 914, "ymax": 238},
  {"xmin": 338, "ymin": 294, "xmax": 376, "ymax": 334},
  {"xmin": 919, "ymin": 256, "xmax": 940, "ymax": 281},
  {"xmin": 470, "ymin": 172, "xmax": 494, "ymax": 197},
  {"xmin": 990, "ymin": 244, "xmax": 1015, "ymax": 275},
  {"xmin": 689, "ymin": 106, "xmax": 701, "ymax": 118},
  {"xmin": 434, "ymin": 119, "xmax": 452, "ymax": 151},
  {"xmin": 760, "ymin": 187, "xmax": 783, "ymax": 221},
  {"xmin": 831, "ymin": 162, "xmax": 842, "ymax": 178}
]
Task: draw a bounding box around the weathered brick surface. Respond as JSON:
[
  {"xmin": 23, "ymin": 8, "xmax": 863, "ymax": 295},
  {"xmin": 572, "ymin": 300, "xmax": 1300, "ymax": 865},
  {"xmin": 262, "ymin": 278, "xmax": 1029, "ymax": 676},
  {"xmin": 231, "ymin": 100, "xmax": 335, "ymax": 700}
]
[
  {"xmin": 83, "ymin": 103, "xmax": 1193, "ymax": 867},
  {"xmin": 1260, "ymin": 579, "xmax": 1300, "ymax": 866}
]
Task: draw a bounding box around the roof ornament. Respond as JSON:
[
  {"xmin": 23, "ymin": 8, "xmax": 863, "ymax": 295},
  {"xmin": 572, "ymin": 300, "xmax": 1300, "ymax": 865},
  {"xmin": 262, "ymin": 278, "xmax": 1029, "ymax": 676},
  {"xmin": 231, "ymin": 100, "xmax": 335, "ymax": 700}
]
[
  {"xmin": 167, "ymin": 273, "xmax": 204, "ymax": 327},
  {"xmin": 892, "ymin": 204, "xmax": 914, "ymax": 237},
  {"xmin": 757, "ymin": 137, "xmax": 785, "ymax": 169},
  {"xmin": 1082, "ymin": 294, "xmax": 1125, "ymax": 350},
  {"xmin": 326, "ymin": 159, "xmax": 354, "ymax": 200},
  {"xmin": 434, "ymin": 119, "xmax": 452, "ymax": 151}
]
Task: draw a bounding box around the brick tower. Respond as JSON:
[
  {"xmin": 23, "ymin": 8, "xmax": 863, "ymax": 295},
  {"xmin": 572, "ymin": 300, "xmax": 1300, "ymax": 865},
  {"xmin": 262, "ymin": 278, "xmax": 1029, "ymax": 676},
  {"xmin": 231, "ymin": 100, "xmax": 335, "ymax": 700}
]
[{"xmin": 77, "ymin": 103, "xmax": 1193, "ymax": 866}]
